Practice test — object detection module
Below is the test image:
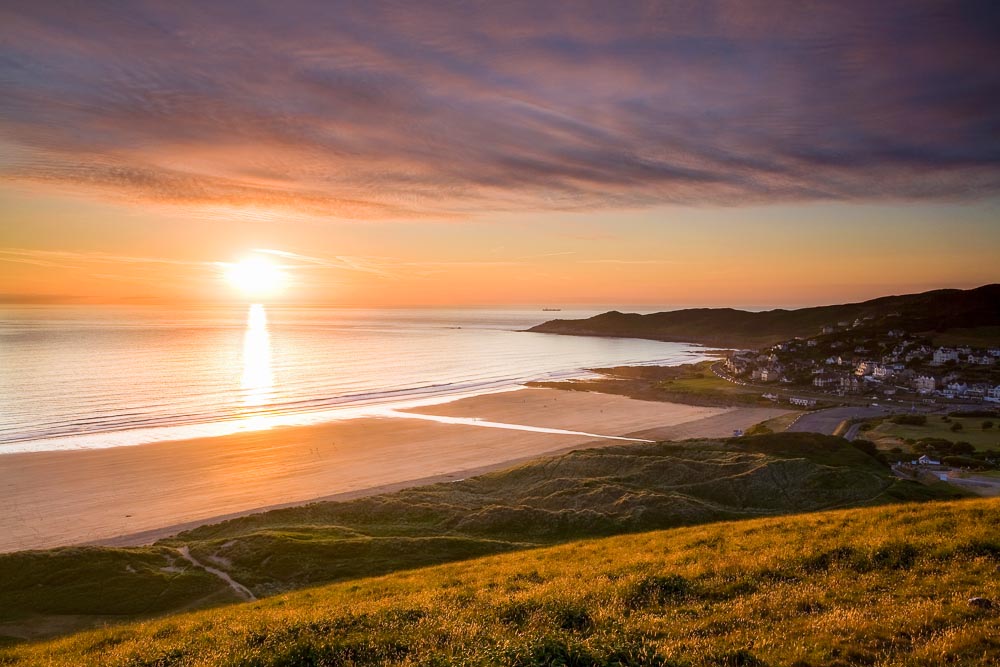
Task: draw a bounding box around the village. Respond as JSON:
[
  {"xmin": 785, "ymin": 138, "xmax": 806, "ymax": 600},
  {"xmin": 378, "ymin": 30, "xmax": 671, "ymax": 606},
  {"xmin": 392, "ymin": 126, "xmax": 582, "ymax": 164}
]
[{"xmin": 723, "ymin": 315, "xmax": 1000, "ymax": 405}]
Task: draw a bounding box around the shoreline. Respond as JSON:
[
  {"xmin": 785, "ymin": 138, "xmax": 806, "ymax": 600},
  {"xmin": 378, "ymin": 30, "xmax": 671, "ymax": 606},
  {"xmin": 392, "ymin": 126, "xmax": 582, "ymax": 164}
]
[
  {"xmin": 0, "ymin": 388, "xmax": 790, "ymax": 553},
  {"xmin": 0, "ymin": 354, "xmax": 716, "ymax": 456}
]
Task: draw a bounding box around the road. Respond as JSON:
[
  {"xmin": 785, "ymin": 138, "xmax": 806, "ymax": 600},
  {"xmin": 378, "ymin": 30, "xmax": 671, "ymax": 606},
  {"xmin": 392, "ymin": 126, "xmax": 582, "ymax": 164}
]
[{"xmin": 787, "ymin": 406, "xmax": 893, "ymax": 438}]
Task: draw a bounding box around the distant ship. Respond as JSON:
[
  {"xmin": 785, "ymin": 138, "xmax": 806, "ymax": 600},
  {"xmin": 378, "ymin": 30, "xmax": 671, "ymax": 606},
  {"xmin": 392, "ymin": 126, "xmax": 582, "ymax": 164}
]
[{"xmin": 541, "ymin": 308, "xmax": 562, "ymax": 311}]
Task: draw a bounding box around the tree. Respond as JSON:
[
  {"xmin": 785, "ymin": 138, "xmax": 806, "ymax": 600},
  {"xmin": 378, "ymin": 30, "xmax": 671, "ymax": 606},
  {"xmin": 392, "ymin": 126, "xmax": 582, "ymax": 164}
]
[
  {"xmin": 984, "ymin": 420, "xmax": 995, "ymax": 430},
  {"xmin": 950, "ymin": 421, "xmax": 964, "ymax": 432},
  {"xmin": 951, "ymin": 441, "xmax": 975, "ymax": 455}
]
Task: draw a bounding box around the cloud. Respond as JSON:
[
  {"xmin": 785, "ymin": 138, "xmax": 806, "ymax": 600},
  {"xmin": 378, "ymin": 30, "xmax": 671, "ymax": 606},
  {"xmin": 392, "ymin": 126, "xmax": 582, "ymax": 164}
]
[{"xmin": 1, "ymin": 0, "xmax": 998, "ymax": 218}]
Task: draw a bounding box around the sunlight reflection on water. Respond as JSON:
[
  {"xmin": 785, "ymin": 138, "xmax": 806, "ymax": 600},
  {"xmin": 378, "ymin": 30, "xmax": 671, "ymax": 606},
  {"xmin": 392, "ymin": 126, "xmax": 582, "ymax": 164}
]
[{"xmin": 240, "ymin": 304, "xmax": 274, "ymax": 408}]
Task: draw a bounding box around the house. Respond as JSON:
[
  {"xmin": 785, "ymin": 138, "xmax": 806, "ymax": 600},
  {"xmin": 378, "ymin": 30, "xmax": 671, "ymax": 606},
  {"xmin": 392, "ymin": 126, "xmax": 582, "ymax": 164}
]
[
  {"xmin": 725, "ymin": 356, "xmax": 752, "ymax": 375},
  {"xmin": 807, "ymin": 339, "xmax": 817, "ymax": 347},
  {"xmin": 917, "ymin": 455, "xmax": 941, "ymax": 466},
  {"xmin": 821, "ymin": 325, "xmax": 835, "ymax": 334},
  {"xmin": 914, "ymin": 375, "xmax": 936, "ymax": 394},
  {"xmin": 789, "ymin": 397, "xmax": 817, "ymax": 407},
  {"xmin": 946, "ymin": 382, "xmax": 969, "ymax": 396},
  {"xmin": 872, "ymin": 365, "xmax": 892, "ymax": 380},
  {"xmin": 986, "ymin": 385, "xmax": 1000, "ymax": 403},
  {"xmin": 967, "ymin": 384, "xmax": 989, "ymax": 399},
  {"xmin": 931, "ymin": 347, "xmax": 959, "ymax": 365}
]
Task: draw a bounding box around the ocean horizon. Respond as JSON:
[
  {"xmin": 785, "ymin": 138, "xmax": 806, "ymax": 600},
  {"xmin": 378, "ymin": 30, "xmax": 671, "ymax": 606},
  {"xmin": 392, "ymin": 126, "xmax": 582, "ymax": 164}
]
[{"xmin": 0, "ymin": 305, "xmax": 709, "ymax": 454}]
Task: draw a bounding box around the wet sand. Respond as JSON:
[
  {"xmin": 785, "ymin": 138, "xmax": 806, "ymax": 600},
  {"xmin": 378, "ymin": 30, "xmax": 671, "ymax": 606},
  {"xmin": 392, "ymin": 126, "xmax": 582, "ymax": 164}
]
[{"xmin": 0, "ymin": 388, "xmax": 791, "ymax": 552}]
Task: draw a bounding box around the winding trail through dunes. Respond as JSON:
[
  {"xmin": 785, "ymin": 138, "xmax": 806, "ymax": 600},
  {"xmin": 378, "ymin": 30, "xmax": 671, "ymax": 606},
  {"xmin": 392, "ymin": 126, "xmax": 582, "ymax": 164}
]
[{"xmin": 176, "ymin": 546, "xmax": 256, "ymax": 601}]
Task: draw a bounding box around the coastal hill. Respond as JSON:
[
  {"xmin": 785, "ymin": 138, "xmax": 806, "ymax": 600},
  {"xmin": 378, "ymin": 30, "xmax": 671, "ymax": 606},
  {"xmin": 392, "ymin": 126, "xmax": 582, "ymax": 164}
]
[
  {"xmin": 528, "ymin": 284, "xmax": 1000, "ymax": 349},
  {"xmin": 0, "ymin": 433, "xmax": 960, "ymax": 643},
  {"xmin": 5, "ymin": 496, "xmax": 997, "ymax": 666}
]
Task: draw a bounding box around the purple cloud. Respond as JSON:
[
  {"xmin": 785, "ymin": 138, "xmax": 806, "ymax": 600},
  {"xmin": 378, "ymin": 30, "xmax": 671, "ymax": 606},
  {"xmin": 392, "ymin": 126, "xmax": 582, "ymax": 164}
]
[{"xmin": 1, "ymin": 0, "xmax": 999, "ymax": 218}]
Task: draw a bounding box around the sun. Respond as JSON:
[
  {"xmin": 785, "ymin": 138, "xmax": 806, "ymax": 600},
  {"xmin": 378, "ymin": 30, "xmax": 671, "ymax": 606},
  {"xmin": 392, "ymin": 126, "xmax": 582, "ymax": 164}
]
[{"xmin": 223, "ymin": 257, "xmax": 288, "ymax": 298}]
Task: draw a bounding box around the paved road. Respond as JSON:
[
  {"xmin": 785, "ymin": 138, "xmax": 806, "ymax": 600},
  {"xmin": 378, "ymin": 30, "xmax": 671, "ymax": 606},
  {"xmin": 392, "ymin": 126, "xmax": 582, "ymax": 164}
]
[{"xmin": 788, "ymin": 406, "xmax": 894, "ymax": 438}]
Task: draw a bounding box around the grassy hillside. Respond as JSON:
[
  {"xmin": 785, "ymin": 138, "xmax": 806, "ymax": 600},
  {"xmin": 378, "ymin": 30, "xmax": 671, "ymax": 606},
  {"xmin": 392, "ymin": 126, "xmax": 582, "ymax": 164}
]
[
  {"xmin": 870, "ymin": 416, "xmax": 1000, "ymax": 453},
  {"xmin": 5, "ymin": 498, "xmax": 998, "ymax": 666},
  {"xmin": 0, "ymin": 434, "xmax": 962, "ymax": 643},
  {"xmin": 528, "ymin": 284, "xmax": 1000, "ymax": 349}
]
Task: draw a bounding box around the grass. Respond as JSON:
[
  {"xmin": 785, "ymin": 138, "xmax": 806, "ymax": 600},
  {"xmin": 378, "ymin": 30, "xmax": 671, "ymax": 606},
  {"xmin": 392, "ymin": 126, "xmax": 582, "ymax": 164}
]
[
  {"xmin": 654, "ymin": 362, "xmax": 767, "ymax": 405},
  {"xmin": 871, "ymin": 417, "xmax": 1000, "ymax": 452},
  {"xmin": 0, "ymin": 433, "xmax": 962, "ymax": 643},
  {"xmin": 745, "ymin": 411, "xmax": 802, "ymax": 436},
  {"xmin": 529, "ymin": 361, "xmax": 769, "ymax": 407},
  {"xmin": 930, "ymin": 326, "xmax": 1000, "ymax": 348},
  {"xmin": 4, "ymin": 497, "xmax": 998, "ymax": 666}
]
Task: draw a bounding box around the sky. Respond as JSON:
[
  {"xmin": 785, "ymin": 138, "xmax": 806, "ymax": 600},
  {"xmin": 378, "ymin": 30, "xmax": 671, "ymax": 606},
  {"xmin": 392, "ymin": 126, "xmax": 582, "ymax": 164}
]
[{"xmin": 1, "ymin": 0, "xmax": 999, "ymax": 308}]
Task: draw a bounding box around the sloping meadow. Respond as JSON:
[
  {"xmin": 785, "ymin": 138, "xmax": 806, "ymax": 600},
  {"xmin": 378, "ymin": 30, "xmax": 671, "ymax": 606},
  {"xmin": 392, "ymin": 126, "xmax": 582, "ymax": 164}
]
[
  {"xmin": 0, "ymin": 433, "xmax": 964, "ymax": 644},
  {"xmin": 4, "ymin": 498, "xmax": 999, "ymax": 666}
]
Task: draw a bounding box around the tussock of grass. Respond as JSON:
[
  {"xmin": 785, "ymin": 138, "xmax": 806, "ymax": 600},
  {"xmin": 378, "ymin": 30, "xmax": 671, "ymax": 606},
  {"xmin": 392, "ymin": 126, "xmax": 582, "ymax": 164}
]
[{"xmin": 3, "ymin": 498, "xmax": 997, "ymax": 666}]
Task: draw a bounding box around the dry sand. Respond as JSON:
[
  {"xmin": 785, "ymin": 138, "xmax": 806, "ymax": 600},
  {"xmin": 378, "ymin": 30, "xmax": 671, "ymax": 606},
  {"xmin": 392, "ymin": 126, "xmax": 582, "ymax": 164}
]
[{"xmin": 0, "ymin": 388, "xmax": 790, "ymax": 552}]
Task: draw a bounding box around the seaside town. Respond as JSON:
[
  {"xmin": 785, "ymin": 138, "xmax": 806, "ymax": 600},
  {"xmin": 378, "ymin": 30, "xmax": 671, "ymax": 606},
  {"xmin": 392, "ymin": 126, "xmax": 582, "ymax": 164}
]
[{"xmin": 723, "ymin": 316, "xmax": 1000, "ymax": 406}]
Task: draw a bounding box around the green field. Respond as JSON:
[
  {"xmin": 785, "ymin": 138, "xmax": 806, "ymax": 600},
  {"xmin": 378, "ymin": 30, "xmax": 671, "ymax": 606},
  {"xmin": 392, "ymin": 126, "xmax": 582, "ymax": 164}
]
[
  {"xmin": 0, "ymin": 433, "xmax": 961, "ymax": 644},
  {"xmin": 5, "ymin": 498, "xmax": 998, "ymax": 666},
  {"xmin": 871, "ymin": 417, "xmax": 1000, "ymax": 452},
  {"xmin": 655, "ymin": 363, "xmax": 763, "ymax": 403}
]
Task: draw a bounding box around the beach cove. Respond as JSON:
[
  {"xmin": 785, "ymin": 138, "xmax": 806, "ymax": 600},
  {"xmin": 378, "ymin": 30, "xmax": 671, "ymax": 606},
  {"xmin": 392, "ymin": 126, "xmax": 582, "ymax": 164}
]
[{"xmin": 0, "ymin": 388, "xmax": 789, "ymax": 552}]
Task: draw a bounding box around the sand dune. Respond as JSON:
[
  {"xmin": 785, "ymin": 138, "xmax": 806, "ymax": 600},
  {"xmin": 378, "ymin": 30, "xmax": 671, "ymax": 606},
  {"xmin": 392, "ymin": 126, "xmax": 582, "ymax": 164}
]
[{"xmin": 0, "ymin": 388, "xmax": 790, "ymax": 552}]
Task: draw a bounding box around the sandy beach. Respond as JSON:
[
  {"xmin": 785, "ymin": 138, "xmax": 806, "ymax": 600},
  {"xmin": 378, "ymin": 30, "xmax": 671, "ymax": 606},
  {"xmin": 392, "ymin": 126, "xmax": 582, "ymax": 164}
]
[{"xmin": 0, "ymin": 388, "xmax": 790, "ymax": 552}]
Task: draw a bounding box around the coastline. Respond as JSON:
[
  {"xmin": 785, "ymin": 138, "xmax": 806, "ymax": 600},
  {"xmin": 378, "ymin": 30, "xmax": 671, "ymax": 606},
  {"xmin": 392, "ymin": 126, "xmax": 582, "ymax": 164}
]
[{"xmin": 0, "ymin": 387, "xmax": 790, "ymax": 553}]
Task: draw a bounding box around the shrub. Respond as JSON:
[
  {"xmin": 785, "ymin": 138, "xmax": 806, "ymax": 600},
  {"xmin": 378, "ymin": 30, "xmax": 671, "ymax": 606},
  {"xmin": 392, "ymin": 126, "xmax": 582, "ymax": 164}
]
[
  {"xmin": 952, "ymin": 441, "xmax": 975, "ymax": 455},
  {"xmin": 983, "ymin": 420, "xmax": 994, "ymax": 430},
  {"xmin": 951, "ymin": 422, "xmax": 964, "ymax": 432}
]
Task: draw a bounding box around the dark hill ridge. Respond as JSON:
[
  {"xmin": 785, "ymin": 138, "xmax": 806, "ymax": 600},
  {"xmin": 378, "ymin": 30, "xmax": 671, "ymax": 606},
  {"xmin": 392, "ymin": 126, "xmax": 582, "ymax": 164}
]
[
  {"xmin": 0, "ymin": 433, "xmax": 961, "ymax": 644},
  {"xmin": 528, "ymin": 284, "xmax": 1000, "ymax": 349}
]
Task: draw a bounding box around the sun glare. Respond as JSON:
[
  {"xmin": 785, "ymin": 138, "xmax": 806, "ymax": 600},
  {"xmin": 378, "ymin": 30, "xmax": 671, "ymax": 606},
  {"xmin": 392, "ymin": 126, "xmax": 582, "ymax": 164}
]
[{"xmin": 224, "ymin": 257, "xmax": 288, "ymax": 298}]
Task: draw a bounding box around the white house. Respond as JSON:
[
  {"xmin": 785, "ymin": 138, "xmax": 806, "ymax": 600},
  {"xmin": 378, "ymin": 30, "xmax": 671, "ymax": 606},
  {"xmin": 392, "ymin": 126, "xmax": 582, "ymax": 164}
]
[
  {"xmin": 914, "ymin": 375, "xmax": 936, "ymax": 394},
  {"xmin": 917, "ymin": 455, "xmax": 941, "ymax": 466},
  {"xmin": 789, "ymin": 397, "xmax": 817, "ymax": 407},
  {"xmin": 932, "ymin": 348, "xmax": 959, "ymax": 365},
  {"xmin": 946, "ymin": 381, "xmax": 968, "ymax": 396},
  {"xmin": 873, "ymin": 365, "xmax": 893, "ymax": 380}
]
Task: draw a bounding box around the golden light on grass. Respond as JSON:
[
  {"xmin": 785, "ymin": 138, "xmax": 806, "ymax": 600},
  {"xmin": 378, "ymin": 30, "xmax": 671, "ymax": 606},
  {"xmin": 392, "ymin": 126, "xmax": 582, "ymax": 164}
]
[{"xmin": 223, "ymin": 256, "xmax": 288, "ymax": 298}]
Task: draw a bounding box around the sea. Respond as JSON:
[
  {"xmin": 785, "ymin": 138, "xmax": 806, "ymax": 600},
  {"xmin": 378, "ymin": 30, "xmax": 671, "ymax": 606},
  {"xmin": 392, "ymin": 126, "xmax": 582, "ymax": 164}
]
[{"xmin": 0, "ymin": 305, "xmax": 709, "ymax": 454}]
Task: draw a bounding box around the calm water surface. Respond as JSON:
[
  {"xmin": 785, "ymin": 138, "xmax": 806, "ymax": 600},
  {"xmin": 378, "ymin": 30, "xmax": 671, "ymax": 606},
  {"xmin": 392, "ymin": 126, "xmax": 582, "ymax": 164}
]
[{"xmin": 0, "ymin": 306, "xmax": 708, "ymax": 452}]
